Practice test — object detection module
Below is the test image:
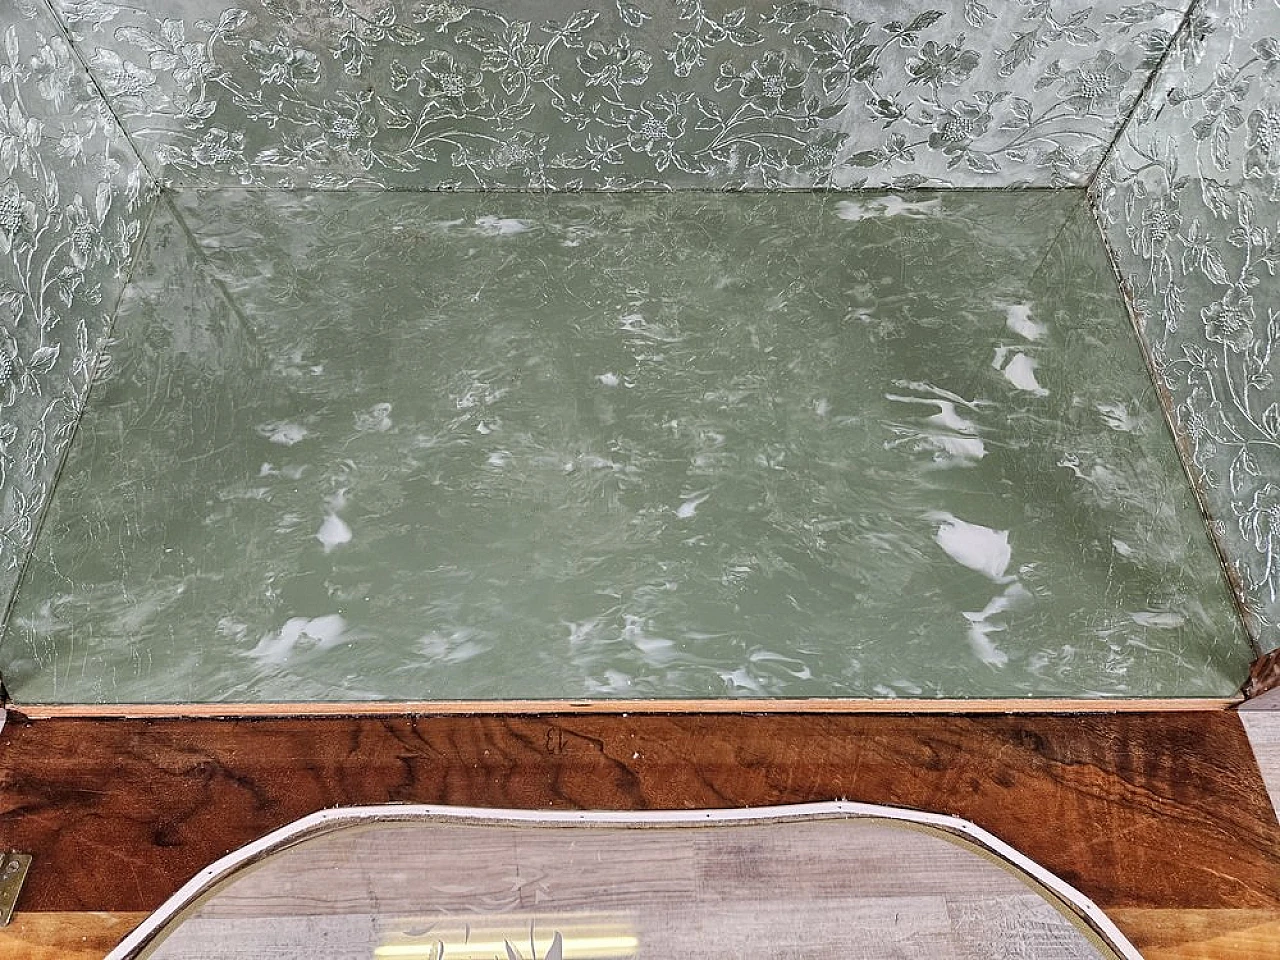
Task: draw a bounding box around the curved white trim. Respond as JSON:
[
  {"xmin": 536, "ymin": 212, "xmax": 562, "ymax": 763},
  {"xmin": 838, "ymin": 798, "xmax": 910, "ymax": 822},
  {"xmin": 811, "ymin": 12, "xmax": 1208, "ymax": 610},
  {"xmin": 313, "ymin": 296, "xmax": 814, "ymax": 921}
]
[{"xmin": 108, "ymin": 801, "xmax": 1143, "ymax": 960}]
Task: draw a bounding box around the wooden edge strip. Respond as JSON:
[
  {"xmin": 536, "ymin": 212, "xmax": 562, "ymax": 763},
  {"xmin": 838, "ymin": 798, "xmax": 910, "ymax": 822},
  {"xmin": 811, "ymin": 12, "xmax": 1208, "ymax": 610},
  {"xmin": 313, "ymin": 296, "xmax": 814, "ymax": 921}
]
[
  {"xmin": 105, "ymin": 802, "xmax": 1143, "ymax": 960},
  {"xmin": 1245, "ymin": 649, "xmax": 1280, "ymax": 700},
  {"xmin": 7, "ymin": 696, "xmax": 1243, "ymax": 719}
]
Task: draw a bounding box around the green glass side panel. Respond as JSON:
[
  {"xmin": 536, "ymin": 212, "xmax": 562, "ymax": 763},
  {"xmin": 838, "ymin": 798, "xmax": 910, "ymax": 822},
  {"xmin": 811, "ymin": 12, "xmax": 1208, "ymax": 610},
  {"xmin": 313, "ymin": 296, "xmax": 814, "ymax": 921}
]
[
  {"xmin": 1093, "ymin": 0, "xmax": 1280, "ymax": 650},
  {"xmin": 48, "ymin": 0, "xmax": 1183, "ymax": 189},
  {"xmin": 0, "ymin": 2, "xmax": 154, "ymax": 611},
  {"xmin": 3, "ymin": 190, "xmax": 1252, "ymax": 702}
]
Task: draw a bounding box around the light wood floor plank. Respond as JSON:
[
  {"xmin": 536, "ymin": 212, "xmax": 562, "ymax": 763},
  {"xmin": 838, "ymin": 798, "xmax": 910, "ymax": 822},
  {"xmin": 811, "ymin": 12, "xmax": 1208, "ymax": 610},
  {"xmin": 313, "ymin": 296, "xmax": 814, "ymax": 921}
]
[
  {"xmin": 0, "ymin": 913, "xmax": 145, "ymax": 960},
  {"xmin": 1240, "ymin": 712, "xmax": 1280, "ymax": 818},
  {"xmin": 1108, "ymin": 909, "xmax": 1280, "ymax": 960}
]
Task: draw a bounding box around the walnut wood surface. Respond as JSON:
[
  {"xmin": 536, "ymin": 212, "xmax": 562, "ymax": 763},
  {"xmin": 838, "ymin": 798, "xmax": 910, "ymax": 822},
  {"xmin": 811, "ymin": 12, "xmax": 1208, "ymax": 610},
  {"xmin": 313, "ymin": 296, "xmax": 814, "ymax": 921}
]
[
  {"xmin": 0, "ymin": 712, "xmax": 1276, "ymax": 956},
  {"xmin": 2, "ymin": 712, "xmax": 1275, "ymax": 910},
  {"xmin": 1246, "ymin": 649, "xmax": 1280, "ymax": 699}
]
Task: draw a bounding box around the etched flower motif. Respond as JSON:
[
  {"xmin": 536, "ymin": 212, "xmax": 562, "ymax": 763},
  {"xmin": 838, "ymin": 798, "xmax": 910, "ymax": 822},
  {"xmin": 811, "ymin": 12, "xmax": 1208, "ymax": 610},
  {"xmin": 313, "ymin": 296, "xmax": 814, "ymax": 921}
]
[
  {"xmin": 928, "ymin": 100, "xmax": 991, "ymax": 151},
  {"xmin": 1135, "ymin": 196, "xmax": 1181, "ymax": 259},
  {"xmin": 1245, "ymin": 101, "xmax": 1280, "ymax": 178},
  {"xmin": 29, "ymin": 41, "xmax": 85, "ymax": 109},
  {"xmin": 189, "ymin": 127, "xmax": 246, "ymax": 168},
  {"xmin": 667, "ymin": 32, "xmax": 705, "ymax": 79},
  {"xmin": 1238, "ymin": 482, "xmax": 1280, "ymax": 596},
  {"xmin": 1201, "ymin": 289, "xmax": 1256, "ymax": 353},
  {"xmin": 323, "ymin": 94, "xmax": 378, "ymax": 147},
  {"xmin": 244, "ymin": 38, "xmax": 322, "ymax": 87},
  {"xmin": 908, "ymin": 40, "xmax": 980, "ymax": 90},
  {"xmin": 626, "ymin": 96, "xmax": 687, "ymax": 169},
  {"xmin": 89, "ymin": 48, "xmax": 156, "ymax": 101},
  {"xmin": 738, "ymin": 52, "xmax": 807, "ymax": 113},
  {"xmin": 150, "ymin": 19, "xmax": 215, "ymax": 90},
  {"xmin": 788, "ymin": 130, "xmax": 843, "ymax": 174},
  {"xmin": 0, "ymin": 97, "xmax": 43, "ymax": 170},
  {"xmin": 0, "ymin": 180, "xmax": 38, "ymax": 253},
  {"xmin": 1059, "ymin": 52, "xmax": 1132, "ymax": 116},
  {"xmin": 64, "ymin": 195, "xmax": 102, "ymax": 270},
  {"xmin": 415, "ymin": 51, "xmax": 486, "ymax": 113},
  {"xmin": 1181, "ymin": 404, "xmax": 1210, "ymax": 443},
  {"xmin": 577, "ymin": 38, "xmax": 652, "ymax": 89},
  {"xmin": 53, "ymin": 0, "xmax": 123, "ymax": 27},
  {"xmin": 481, "ymin": 131, "xmax": 547, "ymax": 171},
  {"xmin": 413, "ymin": 1, "xmax": 469, "ymax": 33}
]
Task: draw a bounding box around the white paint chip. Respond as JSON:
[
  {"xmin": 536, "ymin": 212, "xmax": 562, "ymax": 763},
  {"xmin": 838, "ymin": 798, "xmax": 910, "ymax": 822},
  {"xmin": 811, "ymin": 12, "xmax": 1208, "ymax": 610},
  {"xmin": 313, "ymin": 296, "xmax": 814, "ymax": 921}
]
[
  {"xmin": 835, "ymin": 197, "xmax": 942, "ymax": 221},
  {"xmin": 1001, "ymin": 353, "xmax": 1049, "ymax": 396},
  {"xmin": 256, "ymin": 421, "xmax": 308, "ymax": 446},
  {"xmin": 316, "ymin": 514, "xmax": 352, "ymax": 552},
  {"xmin": 928, "ymin": 512, "xmax": 1013, "ymax": 582},
  {"xmin": 474, "ymin": 216, "xmax": 531, "ymax": 236},
  {"xmin": 1003, "ymin": 303, "xmax": 1046, "ymax": 341}
]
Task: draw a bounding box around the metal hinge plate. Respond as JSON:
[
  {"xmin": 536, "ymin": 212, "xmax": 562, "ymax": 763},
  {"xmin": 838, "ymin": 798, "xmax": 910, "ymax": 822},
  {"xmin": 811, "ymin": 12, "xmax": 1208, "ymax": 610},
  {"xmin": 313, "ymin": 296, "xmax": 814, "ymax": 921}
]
[{"xmin": 0, "ymin": 852, "xmax": 32, "ymax": 925}]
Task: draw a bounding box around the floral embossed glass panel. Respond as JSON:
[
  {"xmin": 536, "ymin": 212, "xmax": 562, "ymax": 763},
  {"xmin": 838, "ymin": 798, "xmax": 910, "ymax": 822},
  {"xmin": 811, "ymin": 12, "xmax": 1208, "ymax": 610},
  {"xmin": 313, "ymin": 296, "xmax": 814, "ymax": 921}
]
[
  {"xmin": 1093, "ymin": 0, "xmax": 1280, "ymax": 650},
  {"xmin": 47, "ymin": 0, "xmax": 1181, "ymax": 189},
  {"xmin": 0, "ymin": 0, "xmax": 154, "ymax": 614},
  {"xmin": 1, "ymin": 190, "xmax": 1251, "ymax": 702}
]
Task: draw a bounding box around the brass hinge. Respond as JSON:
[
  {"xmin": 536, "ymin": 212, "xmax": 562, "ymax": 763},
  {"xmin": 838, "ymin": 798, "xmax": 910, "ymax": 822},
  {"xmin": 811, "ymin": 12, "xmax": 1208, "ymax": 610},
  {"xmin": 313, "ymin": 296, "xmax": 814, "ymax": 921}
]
[{"xmin": 0, "ymin": 852, "xmax": 31, "ymax": 925}]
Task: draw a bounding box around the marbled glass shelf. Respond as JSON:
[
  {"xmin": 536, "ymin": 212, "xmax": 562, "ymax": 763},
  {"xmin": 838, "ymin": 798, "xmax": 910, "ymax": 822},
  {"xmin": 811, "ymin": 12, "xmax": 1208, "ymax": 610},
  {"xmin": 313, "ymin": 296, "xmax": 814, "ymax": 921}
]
[{"xmin": 0, "ymin": 190, "xmax": 1254, "ymax": 703}]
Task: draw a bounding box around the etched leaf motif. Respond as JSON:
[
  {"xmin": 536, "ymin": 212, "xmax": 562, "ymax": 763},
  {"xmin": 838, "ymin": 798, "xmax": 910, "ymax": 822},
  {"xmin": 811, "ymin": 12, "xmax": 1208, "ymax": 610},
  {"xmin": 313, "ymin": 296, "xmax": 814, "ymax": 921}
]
[
  {"xmin": 28, "ymin": 344, "xmax": 60, "ymax": 374},
  {"xmin": 964, "ymin": 0, "xmax": 995, "ymax": 28},
  {"xmin": 1231, "ymin": 446, "xmax": 1260, "ymax": 494},
  {"xmin": 95, "ymin": 180, "xmax": 112, "ymax": 222},
  {"xmin": 1060, "ymin": 10, "xmax": 1100, "ymax": 45},
  {"xmin": 216, "ymin": 8, "xmax": 249, "ymax": 33},
  {"xmin": 844, "ymin": 150, "xmax": 883, "ymax": 166},
  {"xmin": 616, "ymin": 0, "xmax": 649, "ymax": 28},
  {"xmin": 564, "ymin": 9, "xmax": 601, "ymax": 34},
  {"xmin": 1200, "ymin": 247, "xmax": 1228, "ymax": 284},
  {"xmin": 796, "ymin": 27, "xmax": 838, "ymax": 55},
  {"xmin": 964, "ymin": 151, "xmax": 999, "ymax": 173},
  {"xmin": 997, "ymin": 32, "xmax": 1040, "ymax": 78},
  {"xmin": 1001, "ymin": 97, "xmax": 1034, "ymax": 129},
  {"xmin": 1262, "ymin": 403, "xmax": 1280, "ymax": 440},
  {"xmin": 906, "ymin": 10, "xmax": 945, "ymax": 32},
  {"xmin": 1254, "ymin": 36, "xmax": 1280, "ymax": 61}
]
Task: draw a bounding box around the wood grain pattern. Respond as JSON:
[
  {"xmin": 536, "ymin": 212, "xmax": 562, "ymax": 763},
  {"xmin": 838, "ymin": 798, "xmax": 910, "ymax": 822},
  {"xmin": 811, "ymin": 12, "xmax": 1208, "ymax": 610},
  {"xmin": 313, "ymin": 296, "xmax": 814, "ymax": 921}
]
[
  {"xmin": 188, "ymin": 819, "xmax": 1037, "ymax": 918},
  {"xmin": 147, "ymin": 897, "xmax": 1112, "ymax": 960},
  {"xmin": 1245, "ymin": 650, "xmax": 1280, "ymax": 700},
  {"xmin": 0, "ymin": 913, "xmax": 146, "ymax": 959},
  {"xmin": 1, "ymin": 712, "xmax": 1275, "ymax": 922},
  {"xmin": 1107, "ymin": 910, "xmax": 1280, "ymax": 960}
]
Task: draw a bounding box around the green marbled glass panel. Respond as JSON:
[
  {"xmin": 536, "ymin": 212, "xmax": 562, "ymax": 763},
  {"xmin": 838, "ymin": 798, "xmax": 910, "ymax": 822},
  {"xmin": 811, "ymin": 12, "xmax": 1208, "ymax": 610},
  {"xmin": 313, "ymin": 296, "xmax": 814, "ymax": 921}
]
[{"xmin": 2, "ymin": 189, "xmax": 1253, "ymax": 702}]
